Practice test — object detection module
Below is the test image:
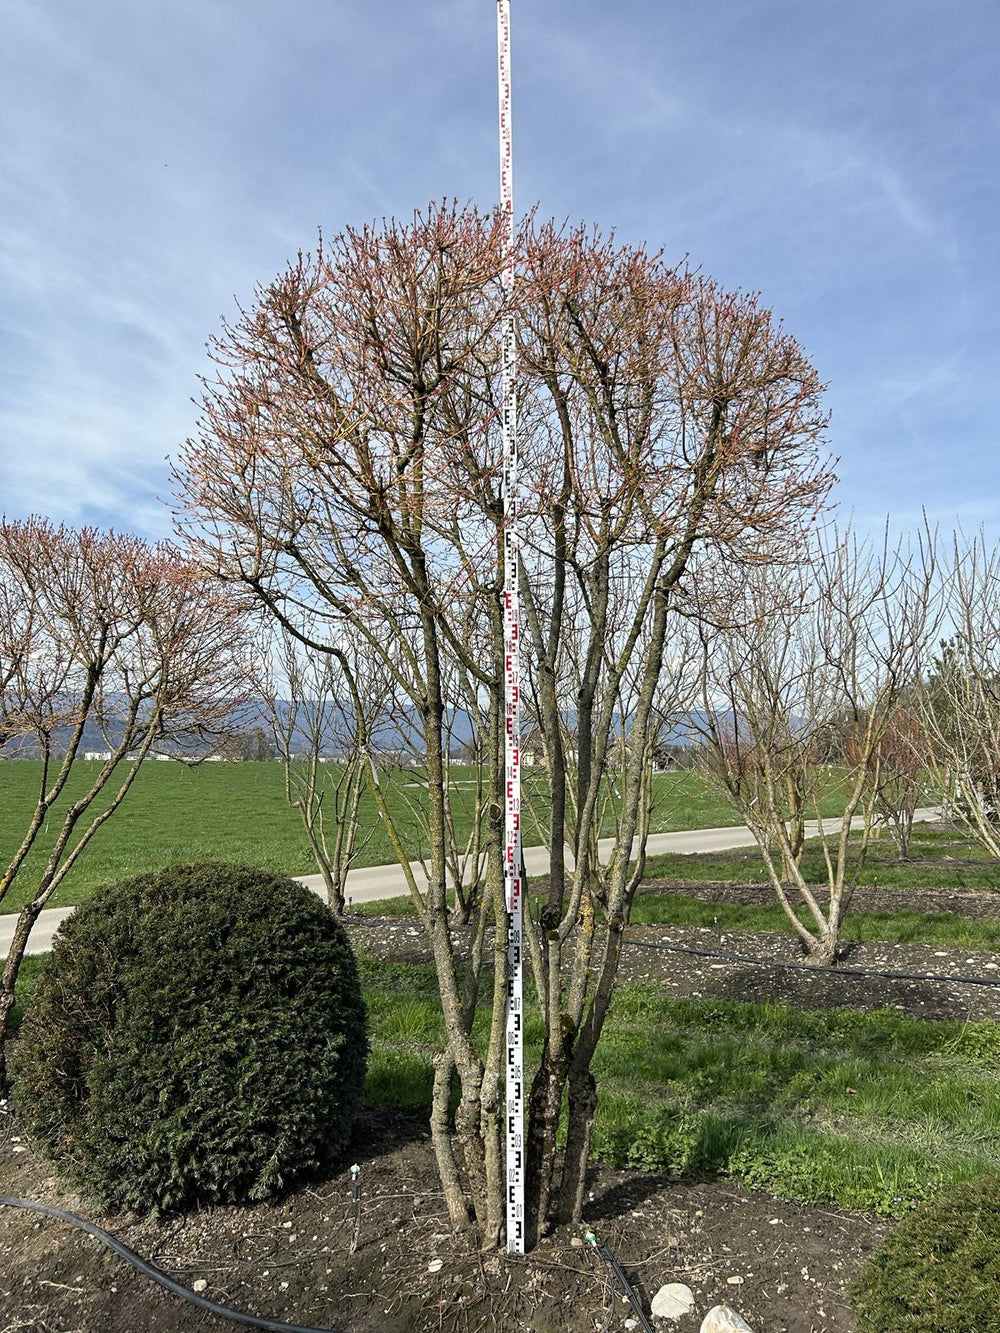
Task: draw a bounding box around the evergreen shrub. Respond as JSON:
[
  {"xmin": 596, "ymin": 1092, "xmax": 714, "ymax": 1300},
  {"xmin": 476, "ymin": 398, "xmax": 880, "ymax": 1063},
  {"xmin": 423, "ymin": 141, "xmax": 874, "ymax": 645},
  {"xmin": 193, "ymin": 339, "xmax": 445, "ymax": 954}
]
[
  {"xmin": 12, "ymin": 862, "xmax": 368, "ymax": 1212},
  {"xmin": 852, "ymin": 1173, "xmax": 1000, "ymax": 1333}
]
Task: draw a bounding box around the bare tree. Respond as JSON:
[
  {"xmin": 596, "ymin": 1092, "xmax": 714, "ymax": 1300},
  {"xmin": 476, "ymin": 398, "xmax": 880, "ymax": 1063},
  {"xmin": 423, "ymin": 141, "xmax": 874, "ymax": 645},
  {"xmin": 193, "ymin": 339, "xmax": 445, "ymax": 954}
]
[
  {"xmin": 846, "ymin": 703, "xmax": 930, "ymax": 858},
  {"xmin": 265, "ymin": 626, "xmax": 394, "ymax": 912},
  {"xmin": 697, "ymin": 528, "xmax": 938, "ymax": 964},
  {"xmin": 173, "ymin": 203, "xmax": 832, "ymax": 1247},
  {"xmin": 0, "ymin": 519, "xmax": 253, "ymax": 1086},
  {"xmin": 919, "ymin": 535, "xmax": 1000, "ymax": 856}
]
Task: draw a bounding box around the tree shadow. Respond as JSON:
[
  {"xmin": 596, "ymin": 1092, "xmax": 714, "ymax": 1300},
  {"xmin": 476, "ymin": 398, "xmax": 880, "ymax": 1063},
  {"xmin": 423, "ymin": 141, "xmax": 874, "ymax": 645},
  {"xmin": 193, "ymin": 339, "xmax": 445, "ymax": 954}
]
[
  {"xmin": 582, "ymin": 1170, "xmax": 671, "ymax": 1222},
  {"xmin": 708, "ymin": 963, "xmax": 977, "ymax": 1020}
]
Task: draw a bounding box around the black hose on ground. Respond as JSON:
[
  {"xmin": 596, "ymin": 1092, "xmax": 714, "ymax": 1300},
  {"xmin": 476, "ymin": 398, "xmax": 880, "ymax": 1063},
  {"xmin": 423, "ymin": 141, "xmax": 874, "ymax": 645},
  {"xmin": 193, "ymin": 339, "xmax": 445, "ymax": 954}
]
[
  {"xmin": 0, "ymin": 1195, "xmax": 346, "ymax": 1333},
  {"xmin": 584, "ymin": 1228, "xmax": 656, "ymax": 1333}
]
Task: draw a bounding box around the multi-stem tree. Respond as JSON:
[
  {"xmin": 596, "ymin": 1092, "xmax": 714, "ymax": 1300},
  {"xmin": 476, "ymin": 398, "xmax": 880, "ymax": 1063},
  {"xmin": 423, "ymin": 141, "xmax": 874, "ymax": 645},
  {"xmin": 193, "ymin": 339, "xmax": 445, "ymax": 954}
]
[
  {"xmin": 696, "ymin": 529, "xmax": 938, "ymax": 964},
  {"xmin": 173, "ymin": 202, "xmax": 832, "ymax": 1247},
  {"xmin": 920, "ymin": 536, "xmax": 1000, "ymax": 855},
  {"xmin": 0, "ymin": 519, "xmax": 252, "ymax": 1086}
]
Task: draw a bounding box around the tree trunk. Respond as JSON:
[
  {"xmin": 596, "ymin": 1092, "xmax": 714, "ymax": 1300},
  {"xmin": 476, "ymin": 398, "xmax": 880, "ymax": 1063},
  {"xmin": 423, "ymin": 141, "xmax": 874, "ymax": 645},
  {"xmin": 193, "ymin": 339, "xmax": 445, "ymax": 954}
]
[
  {"xmin": 524, "ymin": 1036, "xmax": 570, "ymax": 1248},
  {"xmin": 431, "ymin": 1048, "xmax": 470, "ymax": 1231},
  {"xmin": 805, "ymin": 928, "xmax": 839, "ymax": 966},
  {"xmin": 0, "ymin": 900, "xmax": 43, "ymax": 1091},
  {"xmin": 558, "ymin": 1066, "xmax": 598, "ymax": 1224}
]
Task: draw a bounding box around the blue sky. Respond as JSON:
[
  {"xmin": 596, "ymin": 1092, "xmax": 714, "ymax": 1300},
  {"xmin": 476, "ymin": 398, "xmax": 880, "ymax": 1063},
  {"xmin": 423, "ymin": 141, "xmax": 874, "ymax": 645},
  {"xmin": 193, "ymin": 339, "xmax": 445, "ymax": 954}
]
[{"xmin": 2, "ymin": 0, "xmax": 997, "ymax": 540}]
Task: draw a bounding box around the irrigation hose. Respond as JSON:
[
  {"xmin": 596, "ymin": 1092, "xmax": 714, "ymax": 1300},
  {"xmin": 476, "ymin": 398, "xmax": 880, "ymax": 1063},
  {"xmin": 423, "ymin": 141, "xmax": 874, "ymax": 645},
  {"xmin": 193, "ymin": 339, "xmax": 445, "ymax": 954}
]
[
  {"xmin": 0, "ymin": 1195, "xmax": 346, "ymax": 1333},
  {"xmin": 584, "ymin": 1229, "xmax": 656, "ymax": 1333}
]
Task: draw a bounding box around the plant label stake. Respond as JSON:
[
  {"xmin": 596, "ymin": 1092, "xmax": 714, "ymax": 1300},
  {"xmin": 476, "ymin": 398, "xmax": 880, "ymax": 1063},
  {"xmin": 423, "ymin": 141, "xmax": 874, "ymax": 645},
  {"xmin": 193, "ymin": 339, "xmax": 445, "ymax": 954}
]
[{"xmin": 497, "ymin": 0, "xmax": 524, "ymax": 1257}]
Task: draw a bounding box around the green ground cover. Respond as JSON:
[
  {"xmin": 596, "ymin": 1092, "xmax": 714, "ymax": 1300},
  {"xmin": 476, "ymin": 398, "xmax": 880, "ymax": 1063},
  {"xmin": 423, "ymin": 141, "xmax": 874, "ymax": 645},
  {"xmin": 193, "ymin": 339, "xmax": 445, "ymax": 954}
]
[
  {"xmin": 0, "ymin": 760, "xmax": 795, "ymax": 914},
  {"xmin": 641, "ymin": 823, "xmax": 1000, "ymax": 892},
  {"xmin": 628, "ymin": 894, "xmax": 1000, "ymax": 949},
  {"xmin": 359, "ymin": 956, "xmax": 1000, "ymax": 1216},
  {"xmin": 13, "ymin": 941, "xmax": 1000, "ymax": 1219},
  {"xmin": 0, "ymin": 760, "xmax": 490, "ymax": 912}
]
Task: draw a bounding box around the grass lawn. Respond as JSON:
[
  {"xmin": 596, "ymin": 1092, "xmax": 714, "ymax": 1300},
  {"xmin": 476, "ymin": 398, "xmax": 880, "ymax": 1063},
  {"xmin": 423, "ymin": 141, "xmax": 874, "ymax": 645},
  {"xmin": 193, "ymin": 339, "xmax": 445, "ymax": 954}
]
[
  {"xmin": 632, "ymin": 893, "xmax": 1000, "ymax": 949},
  {"xmin": 14, "ymin": 948, "xmax": 997, "ymax": 1218},
  {"xmin": 0, "ymin": 760, "xmax": 841, "ymax": 915},
  {"xmin": 0, "ymin": 759, "xmax": 505, "ymax": 913},
  {"xmin": 641, "ymin": 823, "xmax": 1000, "ymax": 892},
  {"xmin": 359, "ymin": 954, "xmax": 1000, "ymax": 1217}
]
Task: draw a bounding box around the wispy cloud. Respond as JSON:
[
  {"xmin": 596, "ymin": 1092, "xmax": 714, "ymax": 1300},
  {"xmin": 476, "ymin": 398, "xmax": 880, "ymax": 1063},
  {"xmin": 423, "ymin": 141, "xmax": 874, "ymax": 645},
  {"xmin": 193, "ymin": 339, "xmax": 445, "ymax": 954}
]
[{"xmin": 1, "ymin": 0, "xmax": 997, "ymax": 542}]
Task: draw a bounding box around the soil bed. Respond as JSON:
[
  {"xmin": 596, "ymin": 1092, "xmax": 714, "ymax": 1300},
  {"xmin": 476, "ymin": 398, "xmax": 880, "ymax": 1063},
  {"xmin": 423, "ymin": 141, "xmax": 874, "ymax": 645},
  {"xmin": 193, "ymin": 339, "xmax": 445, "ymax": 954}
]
[
  {"xmin": 5, "ymin": 853, "xmax": 999, "ymax": 1332},
  {"xmin": 1, "ymin": 1101, "xmax": 883, "ymax": 1333},
  {"xmin": 344, "ymin": 914, "xmax": 1000, "ymax": 1022}
]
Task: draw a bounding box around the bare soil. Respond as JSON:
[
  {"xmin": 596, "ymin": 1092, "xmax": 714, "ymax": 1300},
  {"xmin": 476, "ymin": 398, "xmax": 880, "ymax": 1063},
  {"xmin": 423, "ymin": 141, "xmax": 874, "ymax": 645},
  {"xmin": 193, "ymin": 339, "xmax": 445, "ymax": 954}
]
[{"xmin": 1, "ymin": 1101, "xmax": 883, "ymax": 1333}]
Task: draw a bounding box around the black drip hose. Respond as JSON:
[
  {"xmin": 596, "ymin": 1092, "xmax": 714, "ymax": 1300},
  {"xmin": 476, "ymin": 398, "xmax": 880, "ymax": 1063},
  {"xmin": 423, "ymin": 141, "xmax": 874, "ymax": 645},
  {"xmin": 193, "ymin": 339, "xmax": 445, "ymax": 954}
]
[
  {"xmin": 585, "ymin": 1229, "xmax": 656, "ymax": 1333},
  {"xmin": 0, "ymin": 1195, "xmax": 345, "ymax": 1333}
]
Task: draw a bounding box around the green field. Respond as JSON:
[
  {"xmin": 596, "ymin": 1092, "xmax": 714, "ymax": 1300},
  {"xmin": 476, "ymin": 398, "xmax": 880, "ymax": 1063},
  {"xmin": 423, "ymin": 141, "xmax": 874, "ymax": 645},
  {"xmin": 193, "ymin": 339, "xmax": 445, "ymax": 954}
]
[{"xmin": 0, "ymin": 760, "xmax": 755, "ymax": 913}]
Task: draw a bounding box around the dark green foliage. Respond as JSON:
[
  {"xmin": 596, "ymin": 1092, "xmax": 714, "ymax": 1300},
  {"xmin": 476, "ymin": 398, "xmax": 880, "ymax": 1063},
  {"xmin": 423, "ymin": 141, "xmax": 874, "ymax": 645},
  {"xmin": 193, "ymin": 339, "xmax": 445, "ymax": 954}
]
[
  {"xmin": 852, "ymin": 1174, "xmax": 1000, "ymax": 1332},
  {"xmin": 11, "ymin": 863, "xmax": 368, "ymax": 1212}
]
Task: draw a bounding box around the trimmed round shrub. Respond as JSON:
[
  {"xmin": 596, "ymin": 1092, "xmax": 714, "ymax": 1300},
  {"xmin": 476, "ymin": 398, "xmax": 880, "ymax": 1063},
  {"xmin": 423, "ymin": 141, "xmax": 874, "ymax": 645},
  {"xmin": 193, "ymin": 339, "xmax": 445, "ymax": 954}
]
[
  {"xmin": 12, "ymin": 862, "xmax": 368, "ymax": 1212},
  {"xmin": 852, "ymin": 1174, "xmax": 1000, "ymax": 1333}
]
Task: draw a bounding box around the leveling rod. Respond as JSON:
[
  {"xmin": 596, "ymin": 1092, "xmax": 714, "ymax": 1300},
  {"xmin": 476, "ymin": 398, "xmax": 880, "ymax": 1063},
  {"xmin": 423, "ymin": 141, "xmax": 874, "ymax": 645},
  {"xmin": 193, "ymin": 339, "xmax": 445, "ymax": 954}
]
[{"xmin": 496, "ymin": 0, "xmax": 524, "ymax": 1257}]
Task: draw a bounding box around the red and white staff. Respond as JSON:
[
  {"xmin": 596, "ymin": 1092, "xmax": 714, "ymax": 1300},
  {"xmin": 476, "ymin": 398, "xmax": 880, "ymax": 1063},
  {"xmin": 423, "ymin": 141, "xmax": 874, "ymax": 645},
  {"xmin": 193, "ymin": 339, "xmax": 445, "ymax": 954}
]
[{"xmin": 497, "ymin": 0, "xmax": 524, "ymax": 1257}]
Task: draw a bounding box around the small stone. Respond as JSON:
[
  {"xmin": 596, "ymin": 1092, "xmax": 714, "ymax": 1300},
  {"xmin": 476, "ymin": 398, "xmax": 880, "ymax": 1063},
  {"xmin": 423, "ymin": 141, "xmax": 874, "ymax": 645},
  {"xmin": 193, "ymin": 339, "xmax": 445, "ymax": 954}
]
[
  {"xmin": 699, "ymin": 1307, "xmax": 755, "ymax": 1333},
  {"xmin": 570, "ymin": 1236, "xmax": 585, "ymax": 1247},
  {"xmin": 192, "ymin": 1279, "xmax": 208, "ymax": 1293},
  {"xmin": 651, "ymin": 1282, "xmax": 695, "ymax": 1320},
  {"xmin": 625, "ymin": 1321, "xmax": 639, "ymax": 1330},
  {"xmin": 427, "ymin": 1258, "xmax": 444, "ymax": 1273},
  {"xmin": 726, "ymin": 1275, "xmax": 744, "ymax": 1285}
]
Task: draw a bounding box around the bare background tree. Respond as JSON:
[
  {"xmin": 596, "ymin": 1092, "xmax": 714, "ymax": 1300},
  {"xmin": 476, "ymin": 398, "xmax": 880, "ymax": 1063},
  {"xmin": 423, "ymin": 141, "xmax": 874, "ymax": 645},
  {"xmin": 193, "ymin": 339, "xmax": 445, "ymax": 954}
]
[
  {"xmin": 696, "ymin": 528, "xmax": 938, "ymax": 964},
  {"xmin": 0, "ymin": 519, "xmax": 253, "ymax": 1087},
  {"xmin": 173, "ymin": 203, "xmax": 833, "ymax": 1247},
  {"xmin": 265, "ymin": 626, "xmax": 394, "ymax": 912},
  {"xmin": 919, "ymin": 535, "xmax": 1000, "ymax": 857},
  {"xmin": 846, "ymin": 702, "xmax": 931, "ymax": 859}
]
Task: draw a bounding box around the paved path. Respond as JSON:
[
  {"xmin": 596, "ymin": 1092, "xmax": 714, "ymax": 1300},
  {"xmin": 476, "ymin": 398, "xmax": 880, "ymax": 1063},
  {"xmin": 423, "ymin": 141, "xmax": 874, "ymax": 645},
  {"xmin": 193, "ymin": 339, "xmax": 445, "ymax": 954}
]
[{"xmin": 0, "ymin": 810, "xmax": 939, "ymax": 959}]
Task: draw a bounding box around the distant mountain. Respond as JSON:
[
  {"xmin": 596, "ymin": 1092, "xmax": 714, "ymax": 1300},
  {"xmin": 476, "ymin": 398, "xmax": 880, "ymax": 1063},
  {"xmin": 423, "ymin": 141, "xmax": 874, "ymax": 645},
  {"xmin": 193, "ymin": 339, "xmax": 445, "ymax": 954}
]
[{"xmin": 2, "ymin": 699, "xmax": 712, "ymax": 761}]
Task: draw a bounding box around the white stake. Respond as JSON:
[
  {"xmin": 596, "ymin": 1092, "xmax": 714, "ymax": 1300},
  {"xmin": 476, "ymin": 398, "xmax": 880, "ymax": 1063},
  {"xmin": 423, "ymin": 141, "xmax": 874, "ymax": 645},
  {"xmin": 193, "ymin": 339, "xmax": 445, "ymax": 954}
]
[{"xmin": 497, "ymin": 0, "xmax": 524, "ymax": 1257}]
